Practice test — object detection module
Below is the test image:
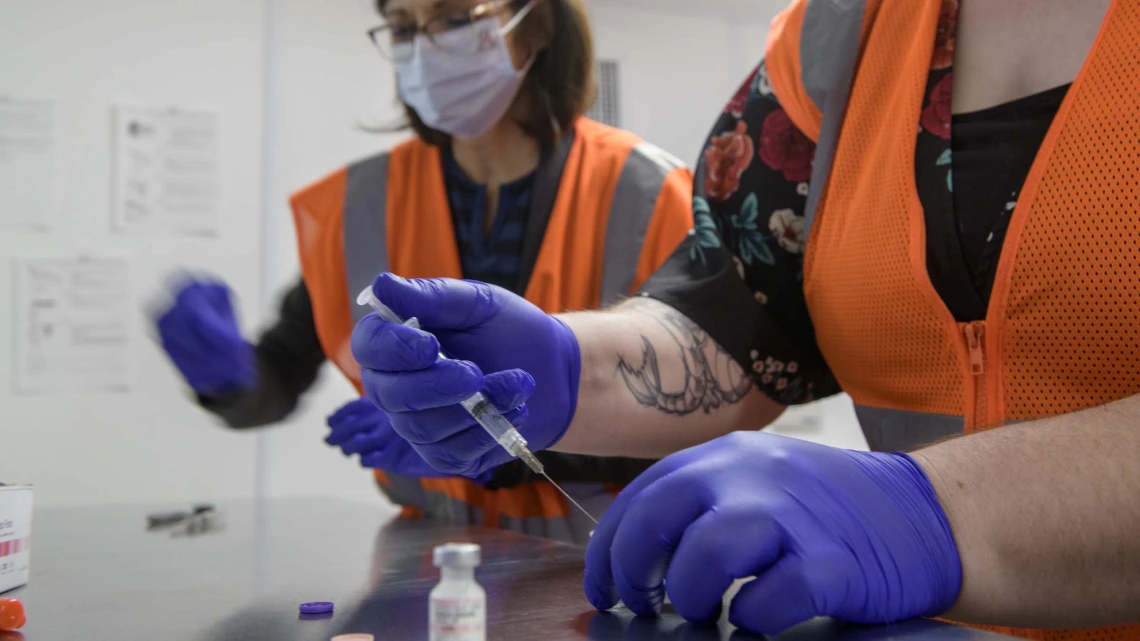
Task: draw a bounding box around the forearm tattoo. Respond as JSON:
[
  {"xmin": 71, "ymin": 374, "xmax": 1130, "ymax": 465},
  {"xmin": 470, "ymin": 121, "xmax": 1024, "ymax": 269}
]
[{"xmin": 617, "ymin": 298, "xmax": 752, "ymax": 416}]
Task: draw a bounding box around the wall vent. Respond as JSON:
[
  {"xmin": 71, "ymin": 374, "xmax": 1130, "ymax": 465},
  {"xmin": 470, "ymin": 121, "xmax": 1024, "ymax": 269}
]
[{"xmin": 586, "ymin": 59, "xmax": 621, "ymax": 127}]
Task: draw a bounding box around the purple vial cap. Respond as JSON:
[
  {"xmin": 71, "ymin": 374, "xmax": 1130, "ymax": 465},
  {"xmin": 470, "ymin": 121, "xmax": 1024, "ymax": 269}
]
[{"xmin": 299, "ymin": 601, "xmax": 334, "ymax": 615}]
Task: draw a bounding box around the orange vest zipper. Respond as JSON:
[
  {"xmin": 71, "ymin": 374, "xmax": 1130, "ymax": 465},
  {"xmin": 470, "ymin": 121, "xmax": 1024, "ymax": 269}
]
[{"xmin": 963, "ymin": 321, "xmax": 987, "ymax": 430}]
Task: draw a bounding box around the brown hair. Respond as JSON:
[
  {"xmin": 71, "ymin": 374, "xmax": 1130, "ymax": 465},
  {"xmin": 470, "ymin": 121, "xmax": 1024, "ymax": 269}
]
[{"xmin": 376, "ymin": 0, "xmax": 596, "ymax": 155}]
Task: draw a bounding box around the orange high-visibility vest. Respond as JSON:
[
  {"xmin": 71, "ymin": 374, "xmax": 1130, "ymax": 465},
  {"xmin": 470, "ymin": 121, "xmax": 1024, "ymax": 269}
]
[
  {"xmin": 768, "ymin": 0, "xmax": 1140, "ymax": 639},
  {"xmin": 289, "ymin": 118, "xmax": 693, "ymax": 543}
]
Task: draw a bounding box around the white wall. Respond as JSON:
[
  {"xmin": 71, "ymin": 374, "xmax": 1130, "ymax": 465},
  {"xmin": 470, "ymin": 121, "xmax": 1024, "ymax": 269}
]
[
  {"xmin": 0, "ymin": 0, "xmax": 267, "ymax": 506},
  {"xmin": 587, "ymin": 0, "xmax": 776, "ymax": 164}
]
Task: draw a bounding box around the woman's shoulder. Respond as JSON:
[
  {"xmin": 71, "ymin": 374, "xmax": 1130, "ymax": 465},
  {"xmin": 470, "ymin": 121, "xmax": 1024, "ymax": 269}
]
[
  {"xmin": 572, "ymin": 117, "xmax": 643, "ymax": 150},
  {"xmin": 573, "ymin": 118, "xmax": 688, "ymax": 173},
  {"xmin": 290, "ymin": 135, "xmax": 434, "ymax": 206}
]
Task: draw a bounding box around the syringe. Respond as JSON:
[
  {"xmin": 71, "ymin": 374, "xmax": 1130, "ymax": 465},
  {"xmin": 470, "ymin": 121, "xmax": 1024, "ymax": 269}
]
[{"xmin": 356, "ymin": 287, "xmax": 598, "ymax": 525}]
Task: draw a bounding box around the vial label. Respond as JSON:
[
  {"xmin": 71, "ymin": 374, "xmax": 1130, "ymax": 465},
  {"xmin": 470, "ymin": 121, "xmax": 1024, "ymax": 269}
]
[{"xmin": 430, "ymin": 597, "xmax": 485, "ymax": 641}]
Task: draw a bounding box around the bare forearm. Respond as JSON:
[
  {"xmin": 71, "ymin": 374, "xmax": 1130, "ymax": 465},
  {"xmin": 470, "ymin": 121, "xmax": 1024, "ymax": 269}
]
[
  {"xmin": 913, "ymin": 395, "xmax": 1140, "ymax": 628},
  {"xmin": 552, "ymin": 297, "xmax": 783, "ymax": 458}
]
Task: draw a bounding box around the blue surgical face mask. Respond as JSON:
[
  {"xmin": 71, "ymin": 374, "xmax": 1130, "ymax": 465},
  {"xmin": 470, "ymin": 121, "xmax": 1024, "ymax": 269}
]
[{"xmin": 396, "ymin": 1, "xmax": 537, "ymax": 139}]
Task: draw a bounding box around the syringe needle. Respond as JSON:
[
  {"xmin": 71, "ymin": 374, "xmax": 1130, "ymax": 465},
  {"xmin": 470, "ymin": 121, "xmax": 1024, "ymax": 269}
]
[
  {"xmin": 542, "ymin": 472, "xmax": 599, "ymax": 525},
  {"xmin": 517, "ymin": 448, "xmax": 599, "ymax": 524}
]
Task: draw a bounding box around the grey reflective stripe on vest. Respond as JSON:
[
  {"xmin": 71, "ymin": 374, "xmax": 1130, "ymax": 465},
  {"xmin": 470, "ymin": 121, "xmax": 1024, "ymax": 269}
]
[
  {"xmin": 801, "ymin": 0, "xmax": 867, "ymax": 235},
  {"xmin": 382, "ymin": 473, "xmax": 484, "ymax": 524},
  {"xmin": 344, "ymin": 152, "xmax": 391, "ymax": 325},
  {"xmin": 855, "ymin": 405, "xmax": 964, "ymax": 452},
  {"xmin": 600, "ymin": 142, "xmax": 686, "ymax": 307},
  {"xmin": 498, "ymin": 516, "xmax": 574, "ymax": 543},
  {"xmin": 500, "ymin": 481, "xmax": 617, "ymax": 545}
]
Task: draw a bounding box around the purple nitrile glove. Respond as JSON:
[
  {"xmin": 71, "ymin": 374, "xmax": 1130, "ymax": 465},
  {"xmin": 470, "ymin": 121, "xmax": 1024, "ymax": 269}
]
[
  {"xmin": 584, "ymin": 432, "xmax": 962, "ymax": 636},
  {"xmin": 154, "ymin": 277, "xmax": 257, "ymax": 397},
  {"xmin": 325, "ymin": 397, "xmax": 387, "ymax": 447},
  {"xmin": 350, "ymin": 274, "xmax": 580, "ymax": 478},
  {"xmin": 325, "ymin": 397, "xmax": 500, "ymax": 484}
]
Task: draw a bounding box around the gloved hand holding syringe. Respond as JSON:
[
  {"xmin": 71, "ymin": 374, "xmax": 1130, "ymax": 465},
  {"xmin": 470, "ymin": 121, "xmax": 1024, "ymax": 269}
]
[{"xmin": 357, "ymin": 287, "xmax": 598, "ymax": 525}]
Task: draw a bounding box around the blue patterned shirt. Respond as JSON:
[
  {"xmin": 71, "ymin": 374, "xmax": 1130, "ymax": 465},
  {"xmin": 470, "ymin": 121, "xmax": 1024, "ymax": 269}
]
[{"xmin": 442, "ymin": 148, "xmax": 536, "ymax": 293}]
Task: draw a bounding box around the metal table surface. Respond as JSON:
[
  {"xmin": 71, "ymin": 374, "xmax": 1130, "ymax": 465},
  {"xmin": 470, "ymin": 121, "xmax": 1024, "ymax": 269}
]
[{"xmin": 4, "ymin": 499, "xmax": 1013, "ymax": 641}]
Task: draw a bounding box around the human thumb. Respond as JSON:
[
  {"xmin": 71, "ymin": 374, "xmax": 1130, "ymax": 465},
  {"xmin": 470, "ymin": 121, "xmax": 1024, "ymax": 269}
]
[{"xmin": 371, "ymin": 273, "xmax": 507, "ymax": 331}]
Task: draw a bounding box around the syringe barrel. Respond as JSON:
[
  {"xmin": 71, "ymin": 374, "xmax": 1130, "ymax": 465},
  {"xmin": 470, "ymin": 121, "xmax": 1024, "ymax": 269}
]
[
  {"xmin": 460, "ymin": 393, "xmax": 544, "ymax": 474},
  {"xmin": 460, "ymin": 393, "xmax": 522, "ymax": 445}
]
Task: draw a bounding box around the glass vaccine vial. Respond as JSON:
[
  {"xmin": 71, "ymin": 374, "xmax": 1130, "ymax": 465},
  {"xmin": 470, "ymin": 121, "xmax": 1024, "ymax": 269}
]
[{"xmin": 430, "ymin": 543, "xmax": 486, "ymax": 641}]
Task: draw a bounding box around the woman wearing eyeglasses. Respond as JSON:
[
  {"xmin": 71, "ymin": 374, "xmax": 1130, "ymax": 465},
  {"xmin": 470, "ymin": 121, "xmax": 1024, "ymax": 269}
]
[{"xmin": 154, "ymin": 0, "xmax": 693, "ymax": 543}]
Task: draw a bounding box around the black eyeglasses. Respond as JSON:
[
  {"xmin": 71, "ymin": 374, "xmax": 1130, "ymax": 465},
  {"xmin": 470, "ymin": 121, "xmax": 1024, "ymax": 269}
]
[{"xmin": 368, "ymin": 0, "xmax": 520, "ymax": 62}]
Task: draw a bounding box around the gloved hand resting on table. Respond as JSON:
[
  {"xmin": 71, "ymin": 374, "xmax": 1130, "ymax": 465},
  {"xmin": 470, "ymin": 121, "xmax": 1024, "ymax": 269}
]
[
  {"xmin": 154, "ymin": 277, "xmax": 257, "ymax": 397},
  {"xmin": 584, "ymin": 432, "xmax": 962, "ymax": 636},
  {"xmin": 350, "ymin": 274, "xmax": 580, "ymax": 478},
  {"xmin": 326, "ymin": 397, "xmax": 494, "ymax": 484}
]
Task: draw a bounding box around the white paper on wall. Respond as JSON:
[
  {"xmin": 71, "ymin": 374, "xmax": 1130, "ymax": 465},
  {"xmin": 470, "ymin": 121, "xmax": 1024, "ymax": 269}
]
[
  {"xmin": 0, "ymin": 97, "xmax": 59, "ymax": 232},
  {"xmin": 13, "ymin": 256, "xmax": 131, "ymax": 394},
  {"xmin": 112, "ymin": 106, "xmax": 220, "ymax": 236}
]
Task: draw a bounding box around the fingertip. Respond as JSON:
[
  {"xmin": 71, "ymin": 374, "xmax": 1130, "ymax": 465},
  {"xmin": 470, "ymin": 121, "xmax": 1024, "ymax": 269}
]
[
  {"xmin": 410, "ymin": 423, "xmax": 503, "ymax": 475},
  {"xmin": 583, "ymin": 572, "xmax": 620, "ymax": 612},
  {"xmin": 173, "ymin": 281, "xmax": 203, "ymax": 308},
  {"xmin": 469, "ymin": 446, "xmax": 514, "ymax": 478},
  {"xmin": 342, "ymin": 433, "xmax": 374, "ymax": 456},
  {"xmin": 341, "ymin": 435, "xmax": 361, "ymax": 455},
  {"xmin": 508, "ymin": 369, "xmax": 536, "ymax": 398},
  {"xmin": 351, "ymin": 315, "xmax": 440, "ymax": 371},
  {"xmin": 401, "ymin": 325, "xmax": 443, "ymax": 365},
  {"xmin": 327, "ymin": 398, "xmax": 371, "ymax": 431},
  {"xmin": 154, "ymin": 306, "xmax": 177, "ymax": 333},
  {"xmin": 670, "ymin": 587, "xmax": 724, "ymax": 628},
  {"xmin": 482, "ymin": 369, "xmax": 536, "ymax": 410},
  {"xmin": 726, "ymin": 609, "xmax": 746, "ymax": 633},
  {"xmin": 606, "ymin": 507, "xmax": 667, "ymax": 618},
  {"xmin": 373, "ymin": 271, "xmax": 408, "ymax": 293},
  {"xmin": 726, "ymin": 557, "xmax": 817, "ymax": 636},
  {"xmin": 470, "ymin": 467, "xmax": 496, "ymax": 485},
  {"xmin": 706, "ymin": 601, "xmax": 725, "ymax": 627},
  {"xmin": 360, "ymin": 367, "xmax": 386, "ymax": 410},
  {"xmin": 372, "ymin": 273, "xmax": 423, "ymax": 319},
  {"xmin": 326, "ymin": 406, "xmax": 349, "ymax": 427},
  {"xmin": 359, "ymin": 363, "xmax": 481, "ymax": 414},
  {"xmin": 727, "ymin": 602, "xmax": 779, "ymax": 636},
  {"xmin": 202, "ymin": 281, "xmax": 232, "ymax": 311},
  {"xmin": 613, "ymin": 564, "xmax": 665, "ymax": 618},
  {"xmin": 505, "ymin": 404, "xmax": 529, "ymax": 427},
  {"xmin": 376, "ymin": 275, "xmax": 502, "ymax": 330},
  {"xmin": 582, "ymin": 485, "xmax": 637, "ymax": 615},
  {"xmin": 433, "ymin": 360, "xmax": 485, "ymax": 398}
]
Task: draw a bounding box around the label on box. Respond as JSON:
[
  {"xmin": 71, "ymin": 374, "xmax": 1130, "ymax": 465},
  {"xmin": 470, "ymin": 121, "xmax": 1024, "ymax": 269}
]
[{"xmin": 0, "ymin": 485, "xmax": 33, "ymax": 594}]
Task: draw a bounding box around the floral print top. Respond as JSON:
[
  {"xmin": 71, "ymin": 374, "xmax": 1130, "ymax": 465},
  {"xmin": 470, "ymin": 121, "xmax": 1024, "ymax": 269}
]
[{"xmin": 639, "ymin": 0, "xmax": 1068, "ymax": 405}]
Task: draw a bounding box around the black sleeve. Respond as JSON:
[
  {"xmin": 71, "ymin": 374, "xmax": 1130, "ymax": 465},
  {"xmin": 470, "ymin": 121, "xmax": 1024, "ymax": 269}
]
[
  {"xmin": 485, "ymin": 451, "xmax": 657, "ymax": 490},
  {"xmin": 199, "ymin": 277, "xmax": 327, "ymax": 429},
  {"xmin": 638, "ymin": 61, "xmax": 841, "ymax": 405}
]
